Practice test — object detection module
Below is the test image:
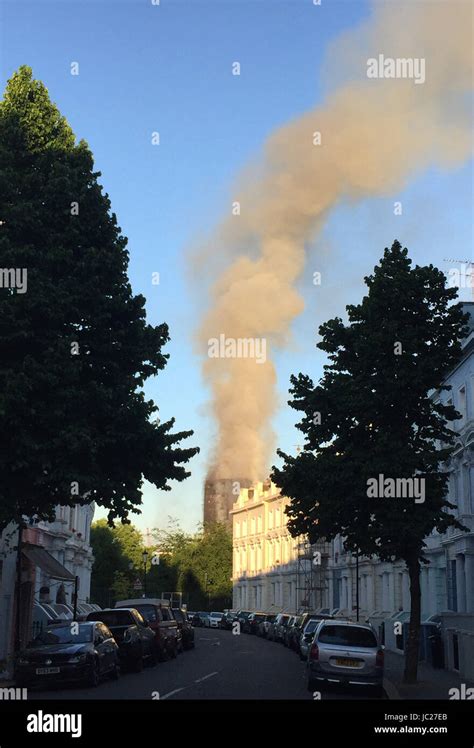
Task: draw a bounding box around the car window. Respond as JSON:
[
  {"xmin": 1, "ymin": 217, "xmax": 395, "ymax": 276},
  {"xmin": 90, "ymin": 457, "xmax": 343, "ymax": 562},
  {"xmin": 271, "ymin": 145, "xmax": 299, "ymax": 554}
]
[
  {"xmin": 303, "ymin": 618, "xmax": 321, "ymax": 635},
  {"xmin": 173, "ymin": 610, "xmax": 183, "ymax": 622},
  {"xmin": 318, "ymin": 625, "xmax": 378, "ymax": 648},
  {"xmin": 134, "ymin": 604, "xmax": 159, "ymax": 623},
  {"xmin": 161, "ymin": 608, "xmax": 172, "ymax": 621},
  {"xmin": 31, "ymin": 624, "xmax": 93, "ymax": 646},
  {"xmin": 91, "ymin": 610, "xmax": 134, "ymax": 627}
]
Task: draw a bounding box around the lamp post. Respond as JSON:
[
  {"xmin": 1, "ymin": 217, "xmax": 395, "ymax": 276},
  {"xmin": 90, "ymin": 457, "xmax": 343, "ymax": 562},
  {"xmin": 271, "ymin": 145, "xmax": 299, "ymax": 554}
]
[{"xmin": 142, "ymin": 549, "xmax": 149, "ymax": 598}]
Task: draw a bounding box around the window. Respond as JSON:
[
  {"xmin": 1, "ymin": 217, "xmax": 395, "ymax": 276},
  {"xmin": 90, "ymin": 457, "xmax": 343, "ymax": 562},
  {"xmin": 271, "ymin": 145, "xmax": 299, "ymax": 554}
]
[
  {"xmin": 235, "ymin": 521, "xmax": 240, "ymax": 539},
  {"xmin": 318, "ymin": 625, "xmax": 378, "ymax": 648},
  {"xmin": 458, "ymin": 386, "xmax": 467, "ymax": 422},
  {"xmin": 268, "ymin": 510, "xmax": 273, "ymax": 529},
  {"xmin": 251, "ymin": 517, "xmax": 256, "ymax": 535},
  {"xmin": 257, "ymin": 515, "xmax": 262, "ymax": 533}
]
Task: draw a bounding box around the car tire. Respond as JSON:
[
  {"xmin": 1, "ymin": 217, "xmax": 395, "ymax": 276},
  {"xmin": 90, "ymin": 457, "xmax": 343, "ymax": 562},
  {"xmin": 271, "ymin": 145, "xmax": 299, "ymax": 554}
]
[{"xmin": 372, "ymin": 685, "xmax": 384, "ymax": 699}]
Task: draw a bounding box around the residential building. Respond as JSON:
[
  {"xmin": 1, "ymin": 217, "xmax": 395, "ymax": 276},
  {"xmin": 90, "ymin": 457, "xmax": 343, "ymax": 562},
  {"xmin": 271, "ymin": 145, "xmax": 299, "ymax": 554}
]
[
  {"xmin": 0, "ymin": 503, "xmax": 94, "ymax": 670},
  {"xmin": 231, "ymin": 479, "xmax": 329, "ymax": 613}
]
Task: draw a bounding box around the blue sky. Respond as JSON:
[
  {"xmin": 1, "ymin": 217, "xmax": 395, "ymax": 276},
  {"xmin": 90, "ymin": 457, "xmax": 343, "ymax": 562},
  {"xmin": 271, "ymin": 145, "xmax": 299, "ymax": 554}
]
[{"xmin": 1, "ymin": 0, "xmax": 472, "ymax": 533}]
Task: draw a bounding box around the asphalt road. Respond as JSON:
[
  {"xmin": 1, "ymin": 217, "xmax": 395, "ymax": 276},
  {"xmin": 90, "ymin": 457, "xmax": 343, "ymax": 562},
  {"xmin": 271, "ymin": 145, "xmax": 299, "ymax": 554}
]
[{"xmin": 29, "ymin": 628, "xmax": 386, "ymax": 701}]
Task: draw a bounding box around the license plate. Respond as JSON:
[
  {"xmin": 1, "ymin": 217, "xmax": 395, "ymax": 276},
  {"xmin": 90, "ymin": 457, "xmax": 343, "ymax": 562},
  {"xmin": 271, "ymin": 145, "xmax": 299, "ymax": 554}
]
[
  {"xmin": 36, "ymin": 667, "xmax": 60, "ymax": 675},
  {"xmin": 335, "ymin": 658, "xmax": 359, "ymax": 667}
]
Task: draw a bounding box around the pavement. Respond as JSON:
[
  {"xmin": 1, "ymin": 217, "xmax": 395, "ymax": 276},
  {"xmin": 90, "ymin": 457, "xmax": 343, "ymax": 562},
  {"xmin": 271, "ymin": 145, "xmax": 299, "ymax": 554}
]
[{"xmin": 383, "ymin": 649, "xmax": 474, "ymax": 700}]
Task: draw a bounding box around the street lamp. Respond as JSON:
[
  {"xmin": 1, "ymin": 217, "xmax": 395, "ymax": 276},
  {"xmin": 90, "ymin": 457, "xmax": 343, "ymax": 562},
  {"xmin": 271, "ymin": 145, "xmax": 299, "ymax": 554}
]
[{"xmin": 142, "ymin": 549, "xmax": 149, "ymax": 598}]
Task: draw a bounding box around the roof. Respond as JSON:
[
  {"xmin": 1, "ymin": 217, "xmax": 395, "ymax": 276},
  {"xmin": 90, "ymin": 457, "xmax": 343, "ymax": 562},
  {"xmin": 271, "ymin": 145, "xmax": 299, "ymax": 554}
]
[
  {"xmin": 22, "ymin": 544, "xmax": 75, "ymax": 581},
  {"xmin": 114, "ymin": 598, "xmax": 170, "ymax": 608}
]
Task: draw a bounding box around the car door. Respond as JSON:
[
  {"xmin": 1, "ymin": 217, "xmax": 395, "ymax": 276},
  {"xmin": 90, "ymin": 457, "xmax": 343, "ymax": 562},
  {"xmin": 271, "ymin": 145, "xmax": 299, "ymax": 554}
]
[
  {"xmin": 99, "ymin": 623, "xmax": 116, "ymax": 672},
  {"xmin": 133, "ymin": 610, "xmax": 153, "ymax": 655},
  {"xmin": 93, "ymin": 623, "xmax": 106, "ymax": 675}
]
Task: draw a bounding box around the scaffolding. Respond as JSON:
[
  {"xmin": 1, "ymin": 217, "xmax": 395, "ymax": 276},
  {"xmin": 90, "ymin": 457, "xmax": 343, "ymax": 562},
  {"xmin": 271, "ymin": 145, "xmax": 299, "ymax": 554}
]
[{"xmin": 295, "ymin": 536, "xmax": 329, "ymax": 613}]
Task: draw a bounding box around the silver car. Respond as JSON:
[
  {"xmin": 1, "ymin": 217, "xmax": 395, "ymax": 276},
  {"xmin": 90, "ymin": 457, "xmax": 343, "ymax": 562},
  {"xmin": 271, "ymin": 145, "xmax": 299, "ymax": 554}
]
[
  {"xmin": 299, "ymin": 616, "xmax": 326, "ymax": 660},
  {"xmin": 307, "ymin": 620, "xmax": 384, "ymax": 695}
]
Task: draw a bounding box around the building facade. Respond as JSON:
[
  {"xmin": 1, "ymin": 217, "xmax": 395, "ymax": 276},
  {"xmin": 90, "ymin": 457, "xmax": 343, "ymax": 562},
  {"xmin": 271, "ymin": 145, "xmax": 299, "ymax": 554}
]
[
  {"xmin": 231, "ymin": 480, "xmax": 329, "ymax": 613},
  {"xmin": 0, "ymin": 503, "xmax": 94, "ymax": 670},
  {"xmin": 324, "ymin": 302, "xmax": 474, "ymax": 676}
]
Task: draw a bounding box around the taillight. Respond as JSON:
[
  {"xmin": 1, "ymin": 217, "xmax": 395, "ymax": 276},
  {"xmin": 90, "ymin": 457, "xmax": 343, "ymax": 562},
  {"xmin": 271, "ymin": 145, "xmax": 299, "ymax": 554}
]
[
  {"xmin": 309, "ymin": 643, "xmax": 319, "ymax": 661},
  {"xmin": 376, "ymin": 648, "xmax": 384, "ymax": 667}
]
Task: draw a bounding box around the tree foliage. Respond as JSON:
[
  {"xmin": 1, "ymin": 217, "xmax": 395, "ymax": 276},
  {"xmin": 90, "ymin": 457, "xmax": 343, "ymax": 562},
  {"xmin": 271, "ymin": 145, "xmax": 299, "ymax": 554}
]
[
  {"xmin": 272, "ymin": 241, "xmax": 469, "ymax": 682},
  {"xmin": 0, "ymin": 67, "xmax": 198, "ymax": 530}
]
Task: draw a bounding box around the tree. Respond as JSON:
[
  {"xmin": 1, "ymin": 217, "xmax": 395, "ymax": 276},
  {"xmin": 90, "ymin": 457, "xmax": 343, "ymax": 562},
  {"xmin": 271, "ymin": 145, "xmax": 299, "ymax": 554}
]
[
  {"xmin": 151, "ymin": 519, "xmax": 233, "ymax": 609},
  {"xmin": 0, "ymin": 67, "xmax": 198, "ymax": 531},
  {"xmin": 272, "ymin": 241, "xmax": 469, "ymax": 683}
]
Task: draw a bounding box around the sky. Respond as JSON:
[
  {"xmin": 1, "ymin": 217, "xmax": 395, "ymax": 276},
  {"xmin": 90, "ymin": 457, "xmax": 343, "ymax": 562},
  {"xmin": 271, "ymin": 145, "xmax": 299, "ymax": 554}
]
[{"xmin": 1, "ymin": 0, "xmax": 472, "ymax": 534}]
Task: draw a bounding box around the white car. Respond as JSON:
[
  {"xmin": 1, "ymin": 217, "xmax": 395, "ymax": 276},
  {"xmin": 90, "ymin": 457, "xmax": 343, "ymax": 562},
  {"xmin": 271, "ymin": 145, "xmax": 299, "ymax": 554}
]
[{"xmin": 209, "ymin": 611, "xmax": 223, "ymax": 628}]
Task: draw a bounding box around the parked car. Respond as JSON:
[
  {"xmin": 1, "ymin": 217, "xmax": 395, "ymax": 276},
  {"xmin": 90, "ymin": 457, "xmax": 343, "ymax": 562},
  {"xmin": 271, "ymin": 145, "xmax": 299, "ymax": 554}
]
[
  {"xmin": 114, "ymin": 599, "xmax": 181, "ymax": 660},
  {"xmin": 307, "ymin": 620, "xmax": 384, "ymax": 695},
  {"xmin": 87, "ymin": 607, "xmax": 156, "ymax": 671},
  {"xmin": 282, "ymin": 616, "xmax": 297, "ymax": 646},
  {"xmin": 220, "ymin": 611, "xmax": 236, "ymax": 630},
  {"xmin": 257, "ymin": 613, "xmax": 276, "ymax": 637},
  {"xmin": 299, "ymin": 616, "xmax": 330, "ymax": 660},
  {"xmin": 208, "ymin": 611, "xmax": 223, "ymax": 629},
  {"xmin": 268, "ymin": 613, "xmax": 290, "ymax": 642},
  {"xmin": 235, "ymin": 610, "xmax": 252, "ymax": 630},
  {"xmin": 243, "ymin": 612, "xmax": 266, "ymax": 634},
  {"xmin": 16, "ymin": 621, "xmax": 120, "ymax": 688},
  {"xmin": 285, "ymin": 615, "xmax": 303, "ymax": 650},
  {"xmin": 172, "ymin": 607, "xmax": 195, "ymax": 649}
]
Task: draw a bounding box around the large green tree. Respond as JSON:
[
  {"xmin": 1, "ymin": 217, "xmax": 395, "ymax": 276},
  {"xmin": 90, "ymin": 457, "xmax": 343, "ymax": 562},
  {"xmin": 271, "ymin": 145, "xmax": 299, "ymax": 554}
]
[
  {"xmin": 272, "ymin": 241, "xmax": 468, "ymax": 683},
  {"xmin": 152, "ymin": 520, "xmax": 233, "ymax": 609},
  {"xmin": 0, "ymin": 67, "xmax": 198, "ymax": 530}
]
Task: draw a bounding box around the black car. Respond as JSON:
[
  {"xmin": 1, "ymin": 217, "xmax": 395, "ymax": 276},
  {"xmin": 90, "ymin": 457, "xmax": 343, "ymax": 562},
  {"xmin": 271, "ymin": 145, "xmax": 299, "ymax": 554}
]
[
  {"xmin": 86, "ymin": 608, "xmax": 156, "ymax": 671},
  {"xmin": 16, "ymin": 621, "xmax": 120, "ymax": 688},
  {"xmin": 172, "ymin": 608, "xmax": 195, "ymax": 650},
  {"xmin": 220, "ymin": 611, "xmax": 235, "ymax": 630},
  {"xmin": 243, "ymin": 612, "xmax": 266, "ymax": 634}
]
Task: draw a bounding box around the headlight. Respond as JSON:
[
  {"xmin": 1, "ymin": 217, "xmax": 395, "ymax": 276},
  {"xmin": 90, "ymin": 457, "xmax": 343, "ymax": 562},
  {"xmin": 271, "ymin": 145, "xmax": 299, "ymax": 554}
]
[{"xmin": 68, "ymin": 653, "xmax": 87, "ymax": 663}]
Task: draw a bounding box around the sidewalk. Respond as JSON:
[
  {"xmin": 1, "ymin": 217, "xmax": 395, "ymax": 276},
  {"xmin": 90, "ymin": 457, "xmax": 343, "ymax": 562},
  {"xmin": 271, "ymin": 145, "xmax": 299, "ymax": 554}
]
[{"xmin": 383, "ymin": 649, "xmax": 474, "ymax": 699}]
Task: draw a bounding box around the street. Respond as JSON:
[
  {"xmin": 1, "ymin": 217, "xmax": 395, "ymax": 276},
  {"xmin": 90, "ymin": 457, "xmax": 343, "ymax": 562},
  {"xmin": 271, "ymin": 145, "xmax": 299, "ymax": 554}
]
[{"xmin": 29, "ymin": 628, "xmax": 386, "ymax": 701}]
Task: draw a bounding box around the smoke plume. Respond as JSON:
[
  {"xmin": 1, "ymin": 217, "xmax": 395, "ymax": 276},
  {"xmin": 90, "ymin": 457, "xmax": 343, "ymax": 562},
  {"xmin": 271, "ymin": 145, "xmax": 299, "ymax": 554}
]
[{"xmin": 195, "ymin": 0, "xmax": 473, "ymax": 482}]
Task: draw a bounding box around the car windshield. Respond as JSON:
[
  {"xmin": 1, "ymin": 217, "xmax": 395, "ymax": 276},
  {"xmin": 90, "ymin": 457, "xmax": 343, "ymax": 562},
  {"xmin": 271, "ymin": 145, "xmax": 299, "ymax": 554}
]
[
  {"xmin": 210, "ymin": 612, "xmax": 221, "ymax": 617},
  {"xmin": 318, "ymin": 625, "xmax": 378, "ymax": 648},
  {"xmin": 304, "ymin": 618, "xmax": 322, "ymax": 634},
  {"xmin": 133, "ymin": 605, "xmax": 159, "ymax": 623},
  {"xmin": 30, "ymin": 625, "xmax": 92, "ymax": 646},
  {"xmin": 93, "ymin": 611, "xmax": 133, "ymax": 627}
]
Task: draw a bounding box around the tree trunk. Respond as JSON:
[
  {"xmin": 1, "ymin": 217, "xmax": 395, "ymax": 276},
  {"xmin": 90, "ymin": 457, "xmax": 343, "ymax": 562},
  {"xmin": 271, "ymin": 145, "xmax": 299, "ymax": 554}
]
[{"xmin": 404, "ymin": 556, "xmax": 421, "ymax": 684}]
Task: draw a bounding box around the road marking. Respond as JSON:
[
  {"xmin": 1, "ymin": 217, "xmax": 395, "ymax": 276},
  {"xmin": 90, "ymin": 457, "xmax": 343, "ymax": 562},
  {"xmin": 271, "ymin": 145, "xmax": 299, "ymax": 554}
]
[
  {"xmin": 194, "ymin": 671, "xmax": 218, "ymax": 684},
  {"xmin": 161, "ymin": 688, "xmax": 186, "ymax": 699}
]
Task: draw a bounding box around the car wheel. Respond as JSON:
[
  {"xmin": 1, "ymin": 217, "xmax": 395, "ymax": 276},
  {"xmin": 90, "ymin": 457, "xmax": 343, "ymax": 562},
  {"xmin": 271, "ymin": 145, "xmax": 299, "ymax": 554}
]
[
  {"xmin": 372, "ymin": 684, "xmax": 384, "ymax": 699},
  {"xmin": 87, "ymin": 660, "xmax": 100, "ymax": 688}
]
